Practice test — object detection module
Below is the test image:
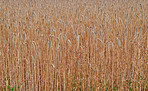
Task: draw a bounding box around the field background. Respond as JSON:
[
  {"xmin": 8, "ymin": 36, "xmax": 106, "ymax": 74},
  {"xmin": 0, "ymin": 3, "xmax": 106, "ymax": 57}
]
[{"xmin": 0, "ymin": 0, "xmax": 148, "ymax": 91}]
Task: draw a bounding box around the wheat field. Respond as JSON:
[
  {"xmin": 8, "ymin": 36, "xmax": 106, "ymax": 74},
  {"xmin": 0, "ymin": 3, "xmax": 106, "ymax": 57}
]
[{"xmin": 0, "ymin": 0, "xmax": 148, "ymax": 91}]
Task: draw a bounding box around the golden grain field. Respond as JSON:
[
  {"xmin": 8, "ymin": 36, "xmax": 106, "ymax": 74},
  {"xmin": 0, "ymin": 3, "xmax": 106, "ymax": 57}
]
[{"xmin": 0, "ymin": 0, "xmax": 148, "ymax": 91}]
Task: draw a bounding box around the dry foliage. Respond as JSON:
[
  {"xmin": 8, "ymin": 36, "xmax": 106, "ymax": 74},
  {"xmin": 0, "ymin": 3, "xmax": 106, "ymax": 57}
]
[{"xmin": 0, "ymin": 0, "xmax": 148, "ymax": 91}]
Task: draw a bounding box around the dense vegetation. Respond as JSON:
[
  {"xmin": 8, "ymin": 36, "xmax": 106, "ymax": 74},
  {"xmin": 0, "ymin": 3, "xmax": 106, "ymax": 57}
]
[{"xmin": 0, "ymin": 0, "xmax": 147, "ymax": 90}]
